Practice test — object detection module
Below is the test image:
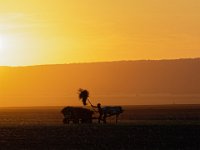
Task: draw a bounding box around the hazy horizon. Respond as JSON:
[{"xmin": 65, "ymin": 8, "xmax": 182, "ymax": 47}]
[
  {"xmin": 1, "ymin": 58, "xmax": 200, "ymax": 107},
  {"xmin": 0, "ymin": 57, "xmax": 199, "ymax": 67}
]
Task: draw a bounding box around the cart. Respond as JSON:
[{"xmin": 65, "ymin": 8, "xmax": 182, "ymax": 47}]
[{"xmin": 61, "ymin": 106, "xmax": 123, "ymax": 124}]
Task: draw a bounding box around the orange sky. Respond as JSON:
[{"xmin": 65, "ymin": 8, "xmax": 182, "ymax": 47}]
[{"xmin": 0, "ymin": 0, "xmax": 200, "ymax": 66}]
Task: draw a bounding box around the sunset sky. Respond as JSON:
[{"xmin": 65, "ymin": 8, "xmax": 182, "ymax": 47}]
[{"xmin": 0, "ymin": 0, "xmax": 200, "ymax": 66}]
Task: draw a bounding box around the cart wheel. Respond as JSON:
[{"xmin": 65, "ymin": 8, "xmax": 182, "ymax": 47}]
[
  {"xmin": 63, "ymin": 118, "xmax": 69, "ymax": 124},
  {"xmin": 73, "ymin": 119, "xmax": 79, "ymax": 124},
  {"xmin": 87, "ymin": 119, "xmax": 92, "ymax": 124},
  {"xmin": 81, "ymin": 119, "xmax": 92, "ymax": 124},
  {"xmin": 81, "ymin": 119, "xmax": 86, "ymax": 124}
]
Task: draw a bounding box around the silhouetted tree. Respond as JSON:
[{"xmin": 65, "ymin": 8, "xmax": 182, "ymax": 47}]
[{"xmin": 78, "ymin": 88, "xmax": 89, "ymax": 105}]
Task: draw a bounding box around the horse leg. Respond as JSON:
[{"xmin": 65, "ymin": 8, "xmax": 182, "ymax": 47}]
[
  {"xmin": 98, "ymin": 113, "xmax": 103, "ymax": 123},
  {"xmin": 103, "ymin": 114, "xmax": 107, "ymax": 124},
  {"xmin": 116, "ymin": 114, "xmax": 119, "ymax": 124}
]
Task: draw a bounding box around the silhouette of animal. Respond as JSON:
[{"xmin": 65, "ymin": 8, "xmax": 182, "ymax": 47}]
[{"xmin": 101, "ymin": 106, "xmax": 123, "ymax": 123}]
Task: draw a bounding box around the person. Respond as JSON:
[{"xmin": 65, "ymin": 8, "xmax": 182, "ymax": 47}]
[{"xmin": 91, "ymin": 103, "xmax": 104, "ymax": 123}]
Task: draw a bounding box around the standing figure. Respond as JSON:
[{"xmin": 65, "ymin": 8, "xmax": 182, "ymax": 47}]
[{"xmin": 92, "ymin": 103, "xmax": 106, "ymax": 123}]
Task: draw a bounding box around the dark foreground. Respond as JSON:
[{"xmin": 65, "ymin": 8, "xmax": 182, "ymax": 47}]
[{"xmin": 0, "ymin": 123, "xmax": 200, "ymax": 150}]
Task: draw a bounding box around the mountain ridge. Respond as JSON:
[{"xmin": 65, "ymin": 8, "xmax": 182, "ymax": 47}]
[
  {"xmin": 1, "ymin": 57, "xmax": 200, "ymax": 68},
  {"xmin": 0, "ymin": 58, "xmax": 200, "ymax": 106}
]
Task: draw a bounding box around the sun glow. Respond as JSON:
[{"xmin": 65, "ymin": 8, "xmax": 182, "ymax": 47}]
[
  {"xmin": 0, "ymin": 34, "xmax": 16, "ymax": 66},
  {"xmin": 0, "ymin": 34, "xmax": 33, "ymax": 66},
  {"xmin": 0, "ymin": 35, "xmax": 2, "ymax": 49},
  {"xmin": 0, "ymin": 35, "xmax": 8, "ymax": 65},
  {"xmin": 0, "ymin": 0, "xmax": 200, "ymax": 66}
]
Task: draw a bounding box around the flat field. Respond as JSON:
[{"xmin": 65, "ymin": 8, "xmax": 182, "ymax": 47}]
[
  {"xmin": 0, "ymin": 124, "xmax": 200, "ymax": 150},
  {"xmin": 0, "ymin": 105, "xmax": 199, "ymax": 149}
]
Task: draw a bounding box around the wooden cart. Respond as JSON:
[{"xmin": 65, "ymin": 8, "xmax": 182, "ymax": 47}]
[
  {"xmin": 61, "ymin": 107, "xmax": 94, "ymax": 124},
  {"xmin": 61, "ymin": 106, "xmax": 123, "ymax": 124}
]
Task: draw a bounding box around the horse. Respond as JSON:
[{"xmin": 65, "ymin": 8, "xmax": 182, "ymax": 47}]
[{"xmin": 101, "ymin": 106, "xmax": 123, "ymax": 123}]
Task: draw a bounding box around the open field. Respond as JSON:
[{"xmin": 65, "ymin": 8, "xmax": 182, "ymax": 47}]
[
  {"xmin": 120, "ymin": 104, "xmax": 200, "ymax": 121},
  {"xmin": 0, "ymin": 105, "xmax": 199, "ymax": 149},
  {"xmin": 0, "ymin": 124, "xmax": 200, "ymax": 150}
]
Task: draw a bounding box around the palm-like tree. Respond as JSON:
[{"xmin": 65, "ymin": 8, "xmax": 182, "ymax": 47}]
[{"xmin": 78, "ymin": 88, "xmax": 89, "ymax": 105}]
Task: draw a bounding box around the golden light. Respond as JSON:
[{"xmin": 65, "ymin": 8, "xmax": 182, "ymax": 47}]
[
  {"xmin": 0, "ymin": 35, "xmax": 8, "ymax": 65},
  {"xmin": 0, "ymin": 35, "xmax": 2, "ymax": 49},
  {"xmin": 0, "ymin": 34, "xmax": 29, "ymax": 66},
  {"xmin": 0, "ymin": 0, "xmax": 200, "ymax": 67}
]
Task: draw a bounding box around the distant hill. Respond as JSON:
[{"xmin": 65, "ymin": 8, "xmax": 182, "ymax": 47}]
[{"xmin": 0, "ymin": 58, "xmax": 200, "ymax": 106}]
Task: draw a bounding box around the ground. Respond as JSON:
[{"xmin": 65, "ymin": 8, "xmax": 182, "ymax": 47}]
[{"xmin": 0, "ymin": 123, "xmax": 199, "ymax": 150}]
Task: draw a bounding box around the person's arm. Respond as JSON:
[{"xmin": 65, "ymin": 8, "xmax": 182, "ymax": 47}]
[{"xmin": 91, "ymin": 104, "xmax": 97, "ymax": 108}]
